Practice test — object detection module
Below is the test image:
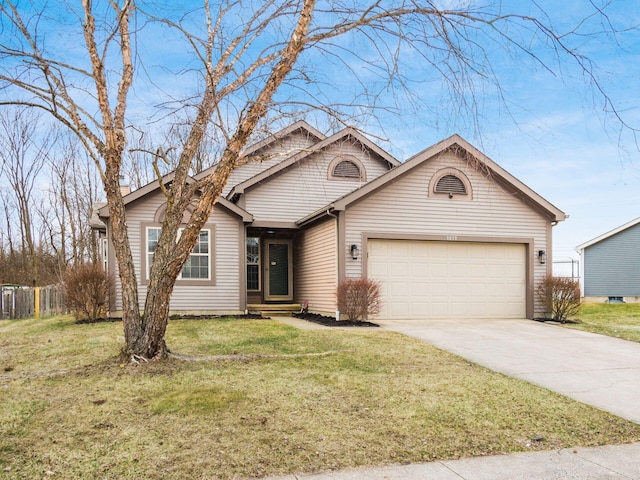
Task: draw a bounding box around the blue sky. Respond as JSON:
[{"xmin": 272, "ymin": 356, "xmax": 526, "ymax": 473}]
[
  {"xmin": 352, "ymin": 0, "xmax": 640, "ymax": 268},
  {"xmin": 3, "ymin": 0, "xmax": 639, "ymax": 270}
]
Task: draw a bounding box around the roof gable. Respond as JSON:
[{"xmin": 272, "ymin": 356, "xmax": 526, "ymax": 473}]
[
  {"xmin": 227, "ymin": 127, "xmax": 400, "ymax": 198},
  {"xmin": 240, "ymin": 120, "xmax": 326, "ymax": 158},
  {"xmin": 299, "ymin": 134, "xmax": 566, "ymax": 225},
  {"xmin": 97, "ymin": 173, "xmax": 252, "ymax": 223},
  {"xmin": 194, "ymin": 120, "xmax": 326, "ymax": 183},
  {"xmin": 577, "ymin": 216, "xmax": 640, "ymax": 251}
]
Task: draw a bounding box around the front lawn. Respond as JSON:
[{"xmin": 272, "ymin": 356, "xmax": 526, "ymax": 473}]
[
  {"xmin": 567, "ymin": 303, "xmax": 640, "ymax": 343},
  {"xmin": 1, "ymin": 315, "xmax": 639, "ymax": 479}
]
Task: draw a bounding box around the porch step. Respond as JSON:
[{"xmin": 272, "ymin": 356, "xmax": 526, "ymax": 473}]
[{"xmin": 248, "ymin": 303, "xmax": 301, "ymax": 317}]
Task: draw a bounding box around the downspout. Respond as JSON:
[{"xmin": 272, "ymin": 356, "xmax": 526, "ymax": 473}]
[{"xmin": 326, "ymin": 208, "xmax": 340, "ymax": 321}]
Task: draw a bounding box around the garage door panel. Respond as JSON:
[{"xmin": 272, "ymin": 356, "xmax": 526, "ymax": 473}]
[
  {"xmin": 410, "ymin": 282, "xmax": 429, "ymax": 296},
  {"xmin": 431, "ymin": 262, "xmax": 448, "ymax": 278},
  {"xmin": 368, "ymin": 239, "xmax": 526, "ymax": 320},
  {"xmin": 450, "ymin": 263, "xmax": 468, "ymax": 276},
  {"xmin": 368, "ymin": 260, "xmax": 388, "ymax": 277},
  {"xmin": 388, "ymin": 241, "xmax": 410, "ymax": 257},
  {"xmin": 469, "ymin": 284, "xmax": 486, "ymax": 297},
  {"xmin": 430, "ymin": 282, "xmax": 449, "ymax": 297},
  {"xmin": 390, "ymin": 262, "xmax": 409, "ymax": 276}
]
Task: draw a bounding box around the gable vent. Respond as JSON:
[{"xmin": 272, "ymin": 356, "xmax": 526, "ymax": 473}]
[
  {"xmin": 333, "ymin": 160, "xmax": 361, "ymax": 179},
  {"xmin": 435, "ymin": 174, "xmax": 467, "ymax": 195}
]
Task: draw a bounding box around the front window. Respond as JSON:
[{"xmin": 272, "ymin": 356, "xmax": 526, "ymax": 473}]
[
  {"xmin": 181, "ymin": 230, "xmax": 210, "ymax": 279},
  {"xmin": 246, "ymin": 237, "xmax": 260, "ymax": 290},
  {"xmin": 102, "ymin": 237, "xmax": 108, "ymax": 271},
  {"xmin": 146, "ymin": 227, "xmax": 211, "ymax": 280}
]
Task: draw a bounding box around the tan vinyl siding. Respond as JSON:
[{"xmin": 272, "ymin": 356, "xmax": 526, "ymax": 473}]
[
  {"xmin": 221, "ymin": 131, "xmax": 320, "ymax": 195},
  {"xmin": 344, "ymin": 151, "xmax": 550, "ymax": 316},
  {"xmin": 245, "ymin": 142, "xmax": 391, "ymax": 222},
  {"xmin": 110, "ymin": 190, "xmax": 243, "ymax": 314},
  {"xmin": 295, "ymin": 218, "xmax": 338, "ymax": 315}
]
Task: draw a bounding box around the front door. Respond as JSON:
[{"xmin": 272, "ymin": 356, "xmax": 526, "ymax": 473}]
[{"xmin": 265, "ymin": 240, "xmax": 293, "ymax": 301}]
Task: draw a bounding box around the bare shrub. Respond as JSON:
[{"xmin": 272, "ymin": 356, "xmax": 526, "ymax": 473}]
[
  {"xmin": 536, "ymin": 275, "xmax": 581, "ymax": 323},
  {"xmin": 63, "ymin": 263, "xmax": 114, "ymax": 321},
  {"xmin": 336, "ymin": 277, "xmax": 382, "ymax": 322}
]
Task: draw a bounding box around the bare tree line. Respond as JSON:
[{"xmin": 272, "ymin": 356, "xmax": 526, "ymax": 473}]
[
  {"xmin": 0, "ymin": 106, "xmax": 218, "ymax": 287},
  {"xmin": 0, "ymin": 108, "xmax": 100, "ymax": 285}
]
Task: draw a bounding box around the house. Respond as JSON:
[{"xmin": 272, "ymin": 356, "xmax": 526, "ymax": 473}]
[
  {"xmin": 576, "ymin": 217, "xmax": 640, "ymax": 303},
  {"xmin": 95, "ymin": 121, "xmax": 566, "ymax": 320}
]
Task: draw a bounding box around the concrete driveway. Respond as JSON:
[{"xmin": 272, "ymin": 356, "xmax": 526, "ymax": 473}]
[{"xmin": 377, "ymin": 318, "xmax": 640, "ymax": 424}]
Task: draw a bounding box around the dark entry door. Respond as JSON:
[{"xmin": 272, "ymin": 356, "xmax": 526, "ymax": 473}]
[{"xmin": 265, "ymin": 240, "xmax": 292, "ymax": 301}]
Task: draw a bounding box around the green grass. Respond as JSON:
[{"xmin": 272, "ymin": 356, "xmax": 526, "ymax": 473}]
[
  {"xmin": 566, "ymin": 303, "xmax": 640, "ymax": 342},
  {"xmin": 1, "ymin": 315, "xmax": 639, "ymax": 479}
]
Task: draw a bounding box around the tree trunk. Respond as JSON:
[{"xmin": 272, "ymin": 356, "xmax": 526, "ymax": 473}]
[
  {"xmin": 104, "ymin": 160, "xmax": 144, "ymax": 354},
  {"xmin": 136, "ymin": 270, "xmax": 175, "ymax": 359}
]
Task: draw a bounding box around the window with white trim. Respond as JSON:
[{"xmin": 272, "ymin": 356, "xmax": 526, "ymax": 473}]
[
  {"xmin": 102, "ymin": 237, "xmax": 108, "ymax": 271},
  {"xmin": 246, "ymin": 237, "xmax": 260, "ymax": 291},
  {"xmin": 181, "ymin": 229, "xmax": 210, "ymax": 279},
  {"xmin": 146, "ymin": 227, "xmax": 211, "ymax": 280}
]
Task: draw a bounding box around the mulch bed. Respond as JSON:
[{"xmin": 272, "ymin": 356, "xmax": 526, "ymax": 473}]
[
  {"xmin": 533, "ymin": 317, "xmax": 581, "ymax": 324},
  {"xmin": 292, "ymin": 312, "xmax": 379, "ymax": 327},
  {"xmin": 75, "ymin": 313, "xmax": 265, "ymax": 325},
  {"xmin": 75, "ymin": 312, "xmax": 378, "ymax": 327}
]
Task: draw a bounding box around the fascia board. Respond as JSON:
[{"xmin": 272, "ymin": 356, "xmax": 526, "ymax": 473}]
[
  {"xmin": 229, "ymin": 127, "xmax": 397, "ymax": 195},
  {"xmin": 193, "ymin": 121, "xmax": 326, "ymax": 182},
  {"xmin": 98, "ymin": 173, "xmax": 252, "ymax": 222},
  {"xmin": 333, "ymin": 134, "xmax": 567, "ymax": 223}
]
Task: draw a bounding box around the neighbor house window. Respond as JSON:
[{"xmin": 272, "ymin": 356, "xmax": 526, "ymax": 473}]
[
  {"xmin": 246, "ymin": 237, "xmax": 260, "ymax": 291},
  {"xmin": 146, "ymin": 226, "xmax": 211, "ymax": 281}
]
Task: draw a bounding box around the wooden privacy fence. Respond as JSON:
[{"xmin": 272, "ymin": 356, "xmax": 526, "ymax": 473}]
[{"xmin": 0, "ymin": 284, "xmax": 66, "ymax": 320}]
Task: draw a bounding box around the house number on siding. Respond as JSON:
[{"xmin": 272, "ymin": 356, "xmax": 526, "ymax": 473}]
[{"xmin": 446, "ymin": 235, "xmax": 458, "ymax": 241}]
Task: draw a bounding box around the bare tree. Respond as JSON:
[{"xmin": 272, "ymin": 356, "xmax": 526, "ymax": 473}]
[
  {"xmin": 42, "ymin": 133, "xmax": 104, "ymax": 268},
  {"xmin": 0, "ymin": 108, "xmax": 54, "ymax": 286},
  {"xmin": 0, "ymin": 1, "xmax": 631, "ymax": 359}
]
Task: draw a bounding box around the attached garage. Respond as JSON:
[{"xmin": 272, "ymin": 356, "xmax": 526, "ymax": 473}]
[{"xmin": 367, "ymin": 239, "xmax": 527, "ymax": 320}]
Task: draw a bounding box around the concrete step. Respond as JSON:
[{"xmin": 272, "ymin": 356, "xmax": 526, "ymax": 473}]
[{"xmin": 248, "ymin": 304, "xmax": 301, "ymax": 317}]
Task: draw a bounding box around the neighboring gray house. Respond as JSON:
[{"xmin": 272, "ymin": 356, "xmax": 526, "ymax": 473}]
[
  {"xmin": 577, "ymin": 217, "xmax": 640, "ymax": 303},
  {"xmin": 95, "ymin": 121, "xmax": 566, "ymax": 320}
]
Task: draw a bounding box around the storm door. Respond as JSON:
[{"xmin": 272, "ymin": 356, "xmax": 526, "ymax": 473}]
[{"xmin": 265, "ymin": 240, "xmax": 293, "ymax": 301}]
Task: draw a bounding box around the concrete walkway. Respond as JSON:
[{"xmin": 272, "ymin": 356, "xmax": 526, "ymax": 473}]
[
  {"xmin": 265, "ymin": 442, "xmax": 640, "ymax": 479},
  {"xmin": 378, "ymin": 318, "xmax": 640, "ymax": 424}
]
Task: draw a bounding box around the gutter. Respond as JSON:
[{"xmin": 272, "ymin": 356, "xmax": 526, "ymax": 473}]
[{"xmin": 296, "ymin": 204, "xmax": 336, "ymax": 227}]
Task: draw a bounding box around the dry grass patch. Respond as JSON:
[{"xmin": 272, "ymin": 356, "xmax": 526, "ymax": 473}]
[
  {"xmin": 567, "ymin": 303, "xmax": 640, "ymax": 342},
  {"xmin": 1, "ymin": 316, "xmax": 639, "ymax": 479}
]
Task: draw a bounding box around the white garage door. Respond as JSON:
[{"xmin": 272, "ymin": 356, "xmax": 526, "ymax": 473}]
[{"xmin": 368, "ymin": 239, "xmax": 526, "ymax": 319}]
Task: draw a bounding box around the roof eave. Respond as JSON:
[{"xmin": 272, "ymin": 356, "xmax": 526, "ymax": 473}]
[
  {"xmin": 232, "ymin": 127, "xmax": 399, "ymax": 195},
  {"xmin": 576, "ymin": 216, "xmax": 640, "ymax": 251},
  {"xmin": 333, "ymin": 134, "xmax": 567, "ymax": 223},
  {"xmin": 296, "ymin": 205, "xmax": 336, "ymax": 227}
]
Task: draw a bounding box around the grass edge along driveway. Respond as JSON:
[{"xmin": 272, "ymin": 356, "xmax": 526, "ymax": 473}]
[
  {"xmin": 565, "ymin": 303, "xmax": 640, "ymax": 343},
  {"xmin": 1, "ymin": 315, "xmax": 639, "ymax": 480}
]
